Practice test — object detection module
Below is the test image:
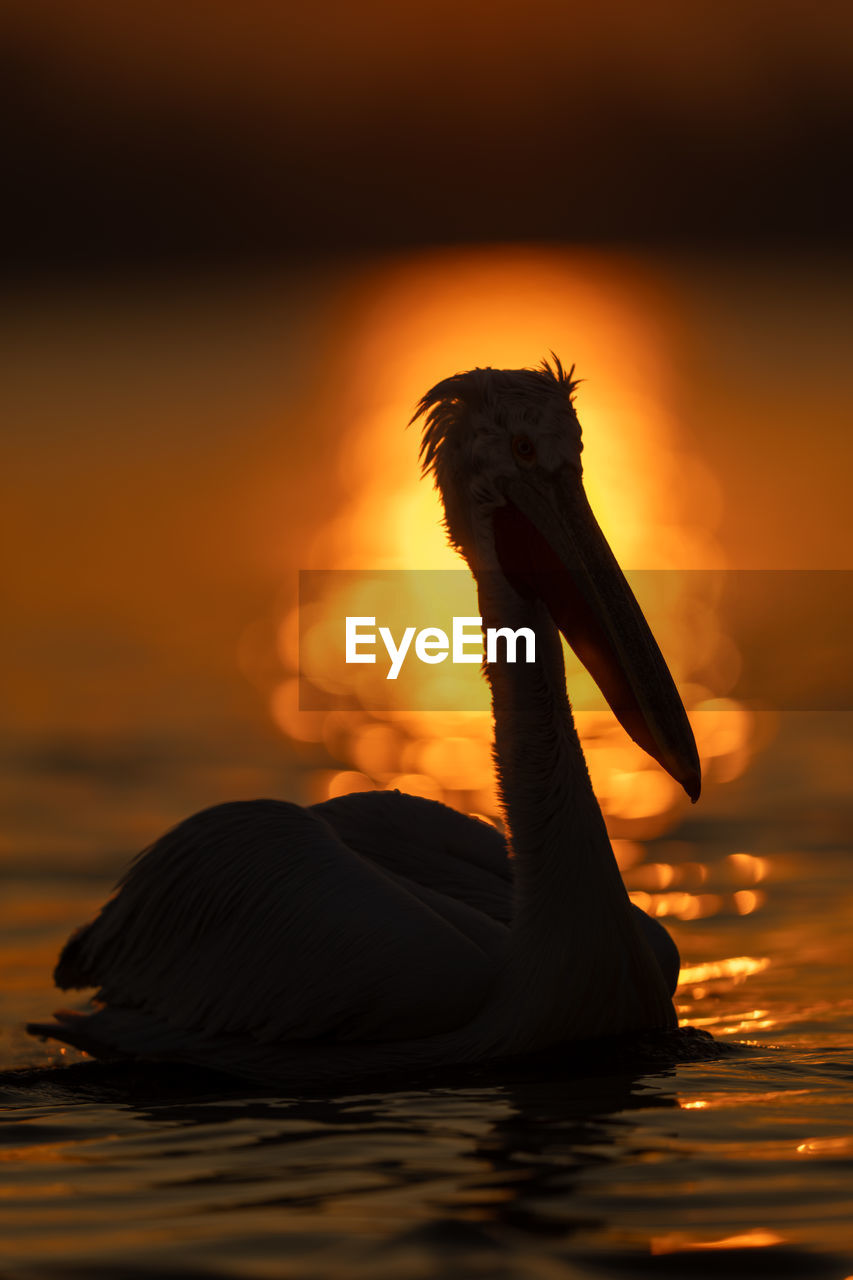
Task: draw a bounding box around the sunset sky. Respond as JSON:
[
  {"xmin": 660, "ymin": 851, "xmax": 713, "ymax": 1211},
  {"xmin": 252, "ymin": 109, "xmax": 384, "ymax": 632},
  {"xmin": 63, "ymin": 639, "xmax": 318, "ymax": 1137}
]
[
  {"xmin": 2, "ymin": 4, "xmax": 851, "ymax": 865},
  {"xmin": 3, "ymin": 247, "xmax": 851, "ymax": 867}
]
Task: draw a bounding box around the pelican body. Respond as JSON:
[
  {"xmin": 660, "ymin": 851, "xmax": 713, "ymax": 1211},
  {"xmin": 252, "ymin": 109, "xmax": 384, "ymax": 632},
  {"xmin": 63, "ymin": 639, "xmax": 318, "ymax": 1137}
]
[{"xmin": 28, "ymin": 359, "xmax": 700, "ymax": 1085}]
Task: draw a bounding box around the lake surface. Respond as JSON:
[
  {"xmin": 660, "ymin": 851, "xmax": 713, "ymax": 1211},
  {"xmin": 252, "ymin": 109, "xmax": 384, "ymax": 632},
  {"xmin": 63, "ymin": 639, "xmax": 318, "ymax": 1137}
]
[
  {"xmin": 2, "ymin": 721, "xmax": 852, "ymax": 1280},
  {"xmin": 2, "ymin": 257, "xmax": 852, "ymax": 1278}
]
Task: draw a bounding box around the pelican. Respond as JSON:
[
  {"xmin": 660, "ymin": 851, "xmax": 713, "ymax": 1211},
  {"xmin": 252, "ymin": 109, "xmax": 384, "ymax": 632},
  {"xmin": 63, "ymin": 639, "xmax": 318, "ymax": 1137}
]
[{"xmin": 28, "ymin": 358, "xmax": 700, "ymax": 1085}]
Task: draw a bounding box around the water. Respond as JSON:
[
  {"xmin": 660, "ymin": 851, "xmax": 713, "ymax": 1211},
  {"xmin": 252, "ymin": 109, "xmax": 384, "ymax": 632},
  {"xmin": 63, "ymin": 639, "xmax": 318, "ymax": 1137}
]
[
  {"xmin": 2, "ymin": 1041, "xmax": 852, "ymax": 1278},
  {"xmin": 3, "ymin": 258, "xmax": 852, "ymax": 1277},
  {"xmin": 2, "ymin": 733, "xmax": 852, "ymax": 1280}
]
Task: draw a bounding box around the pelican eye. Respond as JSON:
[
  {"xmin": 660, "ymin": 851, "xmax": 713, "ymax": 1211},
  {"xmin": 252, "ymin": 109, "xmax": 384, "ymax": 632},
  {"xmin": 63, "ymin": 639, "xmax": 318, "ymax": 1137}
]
[{"xmin": 511, "ymin": 434, "xmax": 536, "ymax": 465}]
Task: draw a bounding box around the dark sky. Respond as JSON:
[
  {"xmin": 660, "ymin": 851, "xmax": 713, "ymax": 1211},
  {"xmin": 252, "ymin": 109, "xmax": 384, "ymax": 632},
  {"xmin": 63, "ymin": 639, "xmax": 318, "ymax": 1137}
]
[{"xmin": 5, "ymin": 0, "xmax": 853, "ymax": 276}]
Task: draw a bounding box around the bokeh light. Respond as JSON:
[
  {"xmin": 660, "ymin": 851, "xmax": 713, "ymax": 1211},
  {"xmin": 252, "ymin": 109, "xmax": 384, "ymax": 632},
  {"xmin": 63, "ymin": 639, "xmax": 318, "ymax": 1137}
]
[{"xmin": 267, "ymin": 249, "xmax": 758, "ymax": 893}]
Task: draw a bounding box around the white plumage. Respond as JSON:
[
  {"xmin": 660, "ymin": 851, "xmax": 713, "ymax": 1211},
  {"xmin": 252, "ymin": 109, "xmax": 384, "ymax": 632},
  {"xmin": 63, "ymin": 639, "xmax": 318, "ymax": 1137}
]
[{"xmin": 29, "ymin": 358, "xmax": 699, "ymax": 1085}]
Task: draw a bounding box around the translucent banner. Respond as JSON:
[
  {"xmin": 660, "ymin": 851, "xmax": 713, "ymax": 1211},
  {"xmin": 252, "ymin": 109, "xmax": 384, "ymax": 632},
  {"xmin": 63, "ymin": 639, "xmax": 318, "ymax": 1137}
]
[{"xmin": 298, "ymin": 570, "xmax": 853, "ymax": 713}]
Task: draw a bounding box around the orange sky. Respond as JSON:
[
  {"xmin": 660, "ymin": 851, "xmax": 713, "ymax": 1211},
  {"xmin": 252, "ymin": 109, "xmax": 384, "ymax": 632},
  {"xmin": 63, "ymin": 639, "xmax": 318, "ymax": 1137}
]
[{"xmin": 1, "ymin": 248, "xmax": 851, "ymax": 858}]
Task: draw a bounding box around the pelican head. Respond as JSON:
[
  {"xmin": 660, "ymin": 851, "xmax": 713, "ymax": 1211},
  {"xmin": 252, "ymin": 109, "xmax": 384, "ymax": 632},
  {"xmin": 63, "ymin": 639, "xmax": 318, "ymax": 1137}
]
[
  {"xmin": 416, "ymin": 356, "xmax": 582, "ymax": 564},
  {"xmin": 414, "ymin": 357, "xmax": 701, "ymax": 803}
]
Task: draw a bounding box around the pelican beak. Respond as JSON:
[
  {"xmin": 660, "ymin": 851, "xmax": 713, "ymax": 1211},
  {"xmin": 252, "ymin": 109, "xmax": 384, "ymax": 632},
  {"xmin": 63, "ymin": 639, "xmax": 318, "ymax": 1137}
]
[{"xmin": 494, "ymin": 470, "xmax": 701, "ymax": 802}]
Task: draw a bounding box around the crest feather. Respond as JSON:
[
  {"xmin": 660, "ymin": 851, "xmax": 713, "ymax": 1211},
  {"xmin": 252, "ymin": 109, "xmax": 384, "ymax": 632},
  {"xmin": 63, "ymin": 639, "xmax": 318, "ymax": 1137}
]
[{"xmin": 412, "ymin": 356, "xmax": 580, "ymax": 479}]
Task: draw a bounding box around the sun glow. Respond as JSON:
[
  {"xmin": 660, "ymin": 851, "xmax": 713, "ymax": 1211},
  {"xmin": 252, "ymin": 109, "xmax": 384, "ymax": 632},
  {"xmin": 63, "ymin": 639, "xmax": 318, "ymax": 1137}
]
[{"xmin": 268, "ymin": 248, "xmax": 758, "ymax": 868}]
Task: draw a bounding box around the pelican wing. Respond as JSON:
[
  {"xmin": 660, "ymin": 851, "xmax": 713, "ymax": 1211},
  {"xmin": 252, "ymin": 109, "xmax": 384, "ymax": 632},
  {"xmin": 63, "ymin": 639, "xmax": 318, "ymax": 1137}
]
[
  {"xmin": 313, "ymin": 791, "xmax": 513, "ymax": 924},
  {"xmin": 52, "ymin": 797, "xmax": 508, "ymax": 1046}
]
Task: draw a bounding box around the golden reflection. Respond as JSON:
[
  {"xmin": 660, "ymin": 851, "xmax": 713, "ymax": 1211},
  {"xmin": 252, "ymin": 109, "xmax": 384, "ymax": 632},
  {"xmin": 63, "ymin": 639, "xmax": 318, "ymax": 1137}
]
[
  {"xmin": 733, "ymin": 888, "xmax": 766, "ymax": 915},
  {"xmin": 350, "ymin": 724, "xmax": 403, "ymax": 777},
  {"xmin": 267, "ymin": 249, "xmax": 760, "ymax": 841},
  {"xmin": 652, "ymin": 1228, "xmax": 785, "ymax": 1254},
  {"xmin": 679, "ymin": 956, "xmax": 770, "ymax": 985},
  {"xmin": 797, "ymin": 1137, "xmax": 853, "ymax": 1155},
  {"xmin": 626, "ymin": 862, "xmax": 676, "ymax": 890},
  {"xmin": 270, "ymin": 678, "xmax": 325, "ymax": 743},
  {"xmin": 676, "ymin": 952, "xmax": 780, "ymax": 1033},
  {"xmin": 681, "ymin": 1089, "xmax": 811, "ymax": 1111},
  {"xmin": 726, "ymin": 852, "xmax": 769, "ymax": 884},
  {"xmin": 610, "ymin": 838, "xmax": 644, "ymax": 870},
  {"xmin": 385, "ymin": 772, "xmax": 444, "ymax": 802},
  {"xmin": 628, "ymin": 890, "xmax": 730, "ymax": 921},
  {"xmin": 684, "ymin": 1009, "xmax": 778, "ymax": 1034},
  {"xmin": 326, "ymin": 771, "xmax": 376, "ymax": 800}
]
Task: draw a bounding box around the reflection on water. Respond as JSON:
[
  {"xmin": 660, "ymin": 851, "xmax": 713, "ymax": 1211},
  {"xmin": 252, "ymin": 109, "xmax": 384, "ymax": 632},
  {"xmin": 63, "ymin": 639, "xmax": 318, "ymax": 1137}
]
[
  {"xmin": 2, "ymin": 1043, "xmax": 852, "ymax": 1277},
  {"xmin": 3, "ymin": 739, "xmax": 853, "ymax": 1278}
]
